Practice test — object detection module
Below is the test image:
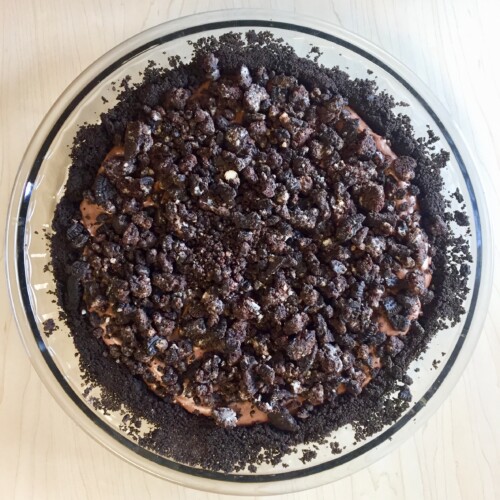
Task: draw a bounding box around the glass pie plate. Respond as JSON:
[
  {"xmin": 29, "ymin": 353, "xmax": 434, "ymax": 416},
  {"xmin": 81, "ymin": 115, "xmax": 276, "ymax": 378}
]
[{"xmin": 6, "ymin": 9, "xmax": 492, "ymax": 496}]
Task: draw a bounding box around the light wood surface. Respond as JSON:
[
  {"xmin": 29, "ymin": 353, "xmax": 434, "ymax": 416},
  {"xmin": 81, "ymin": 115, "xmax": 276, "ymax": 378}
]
[{"xmin": 1, "ymin": 1, "xmax": 499, "ymax": 499}]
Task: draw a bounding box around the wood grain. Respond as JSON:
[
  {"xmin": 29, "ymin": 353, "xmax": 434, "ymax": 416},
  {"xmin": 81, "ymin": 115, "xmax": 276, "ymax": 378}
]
[{"xmin": 1, "ymin": 1, "xmax": 499, "ymax": 498}]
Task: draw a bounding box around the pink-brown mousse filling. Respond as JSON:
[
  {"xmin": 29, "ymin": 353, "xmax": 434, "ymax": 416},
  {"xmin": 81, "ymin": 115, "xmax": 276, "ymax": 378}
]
[
  {"xmin": 345, "ymin": 107, "xmax": 432, "ymax": 336},
  {"xmin": 80, "ymin": 199, "xmax": 107, "ymax": 237},
  {"xmin": 346, "ymin": 107, "xmax": 398, "ymax": 161},
  {"xmin": 80, "ymin": 146, "xmax": 124, "ymax": 236},
  {"xmin": 97, "ymin": 324, "xmax": 273, "ymax": 423},
  {"xmin": 80, "ymin": 105, "xmax": 431, "ymax": 425}
]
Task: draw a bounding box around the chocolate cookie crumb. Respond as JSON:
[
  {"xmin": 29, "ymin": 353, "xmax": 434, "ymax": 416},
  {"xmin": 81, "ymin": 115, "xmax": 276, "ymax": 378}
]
[
  {"xmin": 43, "ymin": 318, "xmax": 57, "ymax": 337},
  {"xmin": 330, "ymin": 441, "xmax": 342, "ymax": 455},
  {"xmin": 300, "ymin": 449, "xmax": 318, "ymax": 464}
]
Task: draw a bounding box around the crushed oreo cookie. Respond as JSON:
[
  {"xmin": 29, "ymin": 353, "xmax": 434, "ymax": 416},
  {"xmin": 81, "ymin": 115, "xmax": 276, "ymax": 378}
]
[
  {"xmin": 50, "ymin": 31, "xmax": 471, "ymax": 472},
  {"xmin": 43, "ymin": 318, "xmax": 58, "ymax": 337}
]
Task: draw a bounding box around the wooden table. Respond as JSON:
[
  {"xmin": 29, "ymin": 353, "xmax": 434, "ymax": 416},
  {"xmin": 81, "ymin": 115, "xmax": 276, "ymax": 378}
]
[{"xmin": 1, "ymin": 1, "xmax": 499, "ymax": 498}]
